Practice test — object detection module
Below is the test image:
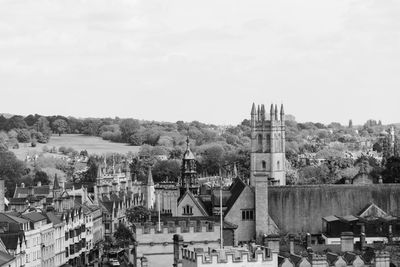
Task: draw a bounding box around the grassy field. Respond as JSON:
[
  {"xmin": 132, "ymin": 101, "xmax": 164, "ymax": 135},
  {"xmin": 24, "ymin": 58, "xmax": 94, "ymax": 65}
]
[{"xmin": 11, "ymin": 134, "xmax": 140, "ymax": 160}]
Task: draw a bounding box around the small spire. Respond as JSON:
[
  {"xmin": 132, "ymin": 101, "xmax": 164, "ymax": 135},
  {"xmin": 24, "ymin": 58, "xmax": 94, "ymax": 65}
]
[
  {"xmin": 275, "ymin": 104, "xmax": 278, "ymax": 120},
  {"xmin": 257, "ymin": 105, "xmax": 261, "ymax": 120},
  {"xmin": 270, "ymin": 104, "xmax": 274, "ymax": 119},
  {"xmin": 280, "ymin": 104, "xmax": 284, "ymax": 115},
  {"xmin": 147, "ymin": 166, "xmax": 154, "ymax": 186},
  {"xmin": 233, "ymin": 163, "xmax": 238, "ymax": 177},
  {"xmin": 186, "ymin": 136, "xmax": 190, "ymax": 148},
  {"xmin": 251, "ymin": 103, "xmax": 256, "ymax": 115},
  {"xmin": 53, "ymin": 174, "xmax": 60, "ymax": 190},
  {"xmin": 261, "ymin": 105, "xmax": 265, "ymax": 120}
]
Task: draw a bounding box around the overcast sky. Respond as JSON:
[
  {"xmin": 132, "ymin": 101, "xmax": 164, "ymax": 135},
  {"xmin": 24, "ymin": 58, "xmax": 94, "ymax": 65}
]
[{"xmin": 1, "ymin": 0, "xmax": 399, "ymax": 126}]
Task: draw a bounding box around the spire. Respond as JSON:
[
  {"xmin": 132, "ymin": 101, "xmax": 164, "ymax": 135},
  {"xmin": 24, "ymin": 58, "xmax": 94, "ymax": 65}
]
[
  {"xmin": 233, "ymin": 163, "xmax": 238, "ymax": 177},
  {"xmin": 280, "ymin": 104, "xmax": 285, "ymax": 120},
  {"xmin": 270, "ymin": 104, "xmax": 274, "ymax": 120},
  {"xmin": 275, "ymin": 104, "xmax": 278, "ymax": 120},
  {"xmin": 257, "ymin": 105, "xmax": 261, "ymax": 121},
  {"xmin": 261, "ymin": 104, "xmax": 265, "ymax": 121},
  {"xmin": 183, "ymin": 137, "xmax": 195, "ymax": 160},
  {"xmin": 251, "ymin": 103, "xmax": 256, "ymax": 115},
  {"xmin": 147, "ymin": 166, "xmax": 154, "ymax": 186},
  {"xmin": 53, "ymin": 174, "xmax": 60, "ymax": 190}
]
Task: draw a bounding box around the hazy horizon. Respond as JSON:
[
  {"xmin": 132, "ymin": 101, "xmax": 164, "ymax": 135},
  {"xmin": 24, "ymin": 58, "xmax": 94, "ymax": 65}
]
[{"xmin": 1, "ymin": 0, "xmax": 399, "ymax": 126}]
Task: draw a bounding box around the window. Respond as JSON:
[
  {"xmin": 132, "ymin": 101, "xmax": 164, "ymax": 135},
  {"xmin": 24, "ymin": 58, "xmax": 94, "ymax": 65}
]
[
  {"xmin": 262, "ymin": 161, "xmax": 266, "ymax": 170},
  {"xmin": 183, "ymin": 205, "xmax": 193, "ymax": 215},
  {"xmin": 277, "ymin": 161, "xmax": 280, "ymax": 170},
  {"xmin": 257, "ymin": 134, "xmax": 263, "ymax": 152},
  {"xmin": 241, "ymin": 210, "xmax": 254, "ymax": 221},
  {"xmin": 266, "ymin": 134, "xmax": 271, "ymax": 152}
]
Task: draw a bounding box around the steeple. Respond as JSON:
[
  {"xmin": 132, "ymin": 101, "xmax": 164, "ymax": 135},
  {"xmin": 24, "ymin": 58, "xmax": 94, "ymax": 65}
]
[
  {"xmin": 270, "ymin": 104, "xmax": 274, "ymax": 120},
  {"xmin": 261, "ymin": 104, "xmax": 265, "ymax": 121},
  {"xmin": 181, "ymin": 137, "xmax": 198, "ymax": 196},
  {"xmin": 257, "ymin": 105, "xmax": 261, "ymax": 121},
  {"xmin": 147, "ymin": 166, "xmax": 154, "ymax": 186},
  {"xmin": 251, "ymin": 103, "xmax": 256, "ymax": 115},
  {"xmin": 53, "ymin": 174, "xmax": 60, "ymax": 190}
]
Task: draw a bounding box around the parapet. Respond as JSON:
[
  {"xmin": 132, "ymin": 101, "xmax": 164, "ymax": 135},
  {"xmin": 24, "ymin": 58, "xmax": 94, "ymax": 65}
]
[
  {"xmin": 182, "ymin": 246, "xmax": 275, "ymax": 264},
  {"xmin": 135, "ymin": 220, "xmax": 220, "ymax": 236}
]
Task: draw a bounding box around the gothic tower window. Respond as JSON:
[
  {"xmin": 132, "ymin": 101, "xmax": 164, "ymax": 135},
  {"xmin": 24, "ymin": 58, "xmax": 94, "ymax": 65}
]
[
  {"xmin": 277, "ymin": 161, "xmax": 280, "ymax": 170},
  {"xmin": 257, "ymin": 134, "xmax": 263, "ymax": 152},
  {"xmin": 266, "ymin": 134, "xmax": 271, "ymax": 152}
]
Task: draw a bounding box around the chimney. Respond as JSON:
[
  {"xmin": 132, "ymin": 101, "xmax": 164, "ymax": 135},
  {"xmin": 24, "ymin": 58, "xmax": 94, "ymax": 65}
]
[
  {"xmin": 112, "ymin": 182, "xmax": 117, "ymax": 194},
  {"xmin": 388, "ymin": 224, "xmax": 393, "ymax": 243},
  {"xmin": 289, "ymin": 234, "xmax": 295, "ymax": 254},
  {"xmin": 341, "ymin": 232, "xmax": 354, "ymax": 252},
  {"xmin": 360, "ymin": 233, "xmax": 366, "ymax": 251},
  {"xmin": 378, "ymin": 175, "xmax": 383, "ymax": 184},
  {"xmin": 37, "ymin": 181, "xmax": 42, "ymax": 187},
  {"xmin": 374, "ymin": 252, "xmax": 390, "ymax": 267},
  {"xmin": 306, "ymin": 233, "xmax": 312, "ymax": 249},
  {"xmin": 173, "ymin": 234, "xmax": 184, "ymax": 267},
  {"xmin": 263, "ymin": 235, "xmax": 280, "ymax": 253},
  {"xmin": 21, "ymin": 183, "xmax": 25, "ymax": 188},
  {"xmin": 309, "ymin": 253, "xmax": 328, "ymax": 267}
]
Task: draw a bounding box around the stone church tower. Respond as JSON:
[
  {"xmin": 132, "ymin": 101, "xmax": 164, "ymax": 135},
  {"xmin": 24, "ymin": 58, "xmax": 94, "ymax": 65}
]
[
  {"xmin": 250, "ymin": 103, "xmax": 285, "ymax": 238},
  {"xmin": 179, "ymin": 137, "xmax": 199, "ymax": 196}
]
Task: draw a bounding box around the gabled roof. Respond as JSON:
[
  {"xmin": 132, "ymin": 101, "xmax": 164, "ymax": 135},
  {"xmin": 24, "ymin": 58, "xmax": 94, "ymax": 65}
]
[
  {"xmin": 178, "ymin": 190, "xmax": 209, "ymax": 216},
  {"xmin": 14, "ymin": 185, "xmax": 50, "ymax": 198},
  {"xmin": 224, "ymin": 178, "xmax": 246, "ymax": 215},
  {"xmin": 0, "ymin": 232, "xmax": 24, "ymax": 250},
  {"xmin": 358, "ymin": 203, "xmax": 388, "ymax": 219}
]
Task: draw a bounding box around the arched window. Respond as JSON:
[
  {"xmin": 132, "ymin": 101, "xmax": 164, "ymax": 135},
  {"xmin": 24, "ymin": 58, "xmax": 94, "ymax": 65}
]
[
  {"xmin": 277, "ymin": 161, "xmax": 280, "ymax": 170},
  {"xmin": 262, "ymin": 161, "xmax": 266, "ymax": 170},
  {"xmin": 266, "ymin": 134, "xmax": 271, "ymax": 152},
  {"xmin": 257, "ymin": 134, "xmax": 263, "ymax": 152}
]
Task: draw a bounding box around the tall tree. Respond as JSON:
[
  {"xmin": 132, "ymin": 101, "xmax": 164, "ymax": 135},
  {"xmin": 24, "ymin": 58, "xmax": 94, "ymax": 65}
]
[
  {"xmin": 119, "ymin": 119, "xmax": 140, "ymax": 142},
  {"xmin": 0, "ymin": 151, "xmax": 26, "ymax": 197},
  {"xmin": 52, "ymin": 119, "xmax": 68, "ymax": 136}
]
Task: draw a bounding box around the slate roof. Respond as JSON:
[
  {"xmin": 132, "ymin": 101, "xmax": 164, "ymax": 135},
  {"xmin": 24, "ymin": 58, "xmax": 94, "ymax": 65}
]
[
  {"xmin": 22, "ymin": 212, "xmax": 47, "ymax": 223},
  {"xmin": 0, "ymin": 232, "xmax": 23, "ymax": 250},
  {"xmin": 224, "ymin": 178, "xmax": 247, "ymax": 215},
  {"xmin": 14, "ymin": 185, "xmax": 50, "ymax": 197},
  {"xmin": 46, "ymin": 212, "xmax": 63, "ymax": 225},
  {"xmin": 0, "ymin": 250, "xmax": 14, "ymax": 265}
]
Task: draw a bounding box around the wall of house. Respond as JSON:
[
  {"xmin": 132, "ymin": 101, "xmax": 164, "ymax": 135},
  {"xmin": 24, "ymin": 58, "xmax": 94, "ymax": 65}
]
[
  {"xmin": 135, "ymin": 224, "xmax": 221, "ymax": 267},
  {"xmin": 268, "ymin": 184, "xmax": 400, "ymax": 234},
  {"xmin": 224, "ymin": 187, "xmax": 255, "ymax": 244}
]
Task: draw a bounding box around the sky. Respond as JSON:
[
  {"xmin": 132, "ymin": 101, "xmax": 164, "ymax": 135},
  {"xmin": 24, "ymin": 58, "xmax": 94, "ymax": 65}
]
[{"xmin": 0, "ymin": 0, "xmax": 399, "ymax": 126}]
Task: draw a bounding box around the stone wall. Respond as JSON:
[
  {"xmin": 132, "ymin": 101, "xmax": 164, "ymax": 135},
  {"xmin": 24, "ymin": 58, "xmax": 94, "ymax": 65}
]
[{"xmin": 268, "ymin": 184, "xmax": 400, "ymax": 234}]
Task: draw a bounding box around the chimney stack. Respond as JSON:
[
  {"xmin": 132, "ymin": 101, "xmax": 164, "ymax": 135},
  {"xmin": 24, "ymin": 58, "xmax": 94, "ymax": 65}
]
[
  {"xmin": 289, "ymin": 234, "xmax": 295, "ymax": 254},
  {"xmin": 173, "ymin": 234, "xmax": 184, "ymax": 267},
  {"xmin": 306, "ymin": 233, "xmax": 312, "ymax": 249},
  {"xmin": 341, "ymin": 232, "xmax": 354, "ymax": 252},
  {"xmin": 263, "ymin": 235, "xmax": 280, "ymax": 253}
]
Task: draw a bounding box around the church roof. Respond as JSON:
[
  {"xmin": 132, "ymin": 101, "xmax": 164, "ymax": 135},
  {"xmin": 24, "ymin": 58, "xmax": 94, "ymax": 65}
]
[{"xmin": 53, "ymin": 174, "xmax": 61, "ymax": 190}]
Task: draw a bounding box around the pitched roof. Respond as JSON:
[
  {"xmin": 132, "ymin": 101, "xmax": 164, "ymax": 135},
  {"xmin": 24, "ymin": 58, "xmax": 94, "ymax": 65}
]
[
  {"xmin": 0, "ymin": 232, "xmax": 23, "ymax": 250},
  {"xmin": 0, "ymin": 250, "xmax": 14, "ymax": 265},
  {"xmin": 224, "ymin": 178, "xmax": 247, "ymax": 215},
  {"xmin": 178, "ymin": 190, "xmax": 209, "ymax": 216},
  {"xmin": 22, "ymin": 212, "xmax": 47, "ymax": 223},
  {"xmin": 46, "ymin": 212, "xmax": 63, "ymax": 225},
  {"xmin": 14, "ymin": 185, "xmax": 50, "ymax": 197}
]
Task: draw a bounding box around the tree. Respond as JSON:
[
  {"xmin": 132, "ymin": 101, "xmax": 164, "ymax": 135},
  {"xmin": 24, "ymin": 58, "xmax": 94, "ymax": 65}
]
[
  {"xmin": 17, "ymin": 129, "xmax": 31, "ymax": 143},
  {"xmin": 6, "ymin": 115, "xmax": 27, "ymax": 130},
  {"xmin": 152, "ymin": 160, "xmax": 181, "ymax": 183},
  {"xmin": 126, "ymin": 206, "xmax": 151, "ymax": 223},
  {"xmin": 0, "ymin": 131, "xmax": 8, "ymax": 151},
  {"xmin": 0, "ymin": 151, "xmax": 26, "ymax": 197},
  {"xmin": 34, "ymin": 117, "xmax": 51, "ymax": 142},
  {"xmin": 52, "ymin": 119, "xmax": 68, "ymax": 136},
  {"xmin": 382, "ymin": 156, "xmax": 400, "ymax": 183},
  {"xmin": 119, "ymin": 119, "xmax": 140, "ymax": 143},
  {"xmin": 33, "ymin": 171, "xmax": 50, "ymax": 185},
  {"xmin": 114, "ymin": 223, "xmax": 134, "ymax": 247}
]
